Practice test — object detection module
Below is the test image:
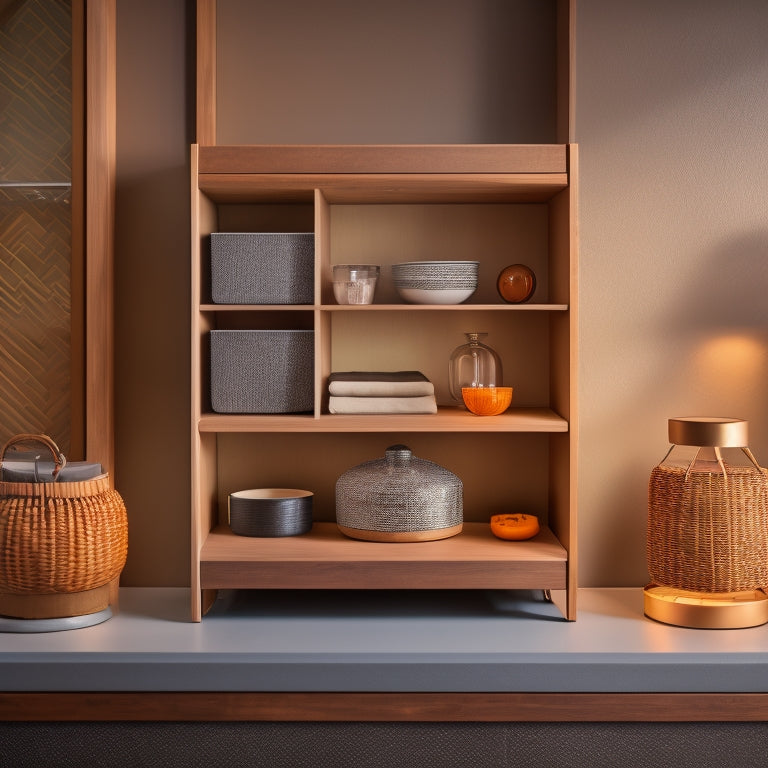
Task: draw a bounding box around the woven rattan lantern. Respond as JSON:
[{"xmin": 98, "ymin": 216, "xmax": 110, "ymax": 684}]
[{"xmin": 645, "ymin": 417, "xmax": 768, "ymax": 628}]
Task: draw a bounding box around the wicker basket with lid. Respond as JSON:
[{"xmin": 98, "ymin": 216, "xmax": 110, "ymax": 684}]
[{"xmin": 0, "ymin": 434, "xmax": 128, "ymax": 619}]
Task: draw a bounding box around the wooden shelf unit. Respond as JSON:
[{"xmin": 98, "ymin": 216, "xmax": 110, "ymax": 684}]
[{"xmin": 191, "ymin": 143, "xmax": 578, "ymax": 621}]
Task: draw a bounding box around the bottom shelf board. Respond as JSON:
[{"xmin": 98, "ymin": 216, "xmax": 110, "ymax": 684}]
[{"xmin": 200, "ymin": 522, "xmax": 567, "ymax": 591}]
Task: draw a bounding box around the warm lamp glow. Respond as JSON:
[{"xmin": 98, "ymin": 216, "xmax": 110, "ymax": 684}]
[
  {"xmin": 693, "ymin": 333, "xmax": 766, "ymax": 384},
  {"xmin": 689, "ymin": 333, "xmax": 768, "ymax": 408}
]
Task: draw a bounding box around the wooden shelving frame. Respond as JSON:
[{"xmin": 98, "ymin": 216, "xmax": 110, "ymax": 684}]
[{"xmin": 191, "ymin": 143, "xmax": 578, "ymax": 621}]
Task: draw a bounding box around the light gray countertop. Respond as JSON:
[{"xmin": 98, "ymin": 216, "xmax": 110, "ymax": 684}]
[{"xmin": 1, "ymin": 587, "xmax": 767, "ymax": 693}]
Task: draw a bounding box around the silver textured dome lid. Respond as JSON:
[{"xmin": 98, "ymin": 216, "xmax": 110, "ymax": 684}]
[{"xmin": 335, "ymin": 444, "xmax": 463, "ymax": 542}]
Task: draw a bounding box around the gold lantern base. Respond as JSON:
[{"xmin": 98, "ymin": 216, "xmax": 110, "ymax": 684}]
[{"xmin": 644, "ymin": 584, "xmax": 768, "ymax": 629}]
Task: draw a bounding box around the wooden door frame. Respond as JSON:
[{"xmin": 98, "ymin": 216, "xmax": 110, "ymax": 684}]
[
  {"xmin": 196, "ymin": 0, "xmax": 216, "ymax": 145},
  {"xmin": 0, "ymin": 0, "xmax": 113, "ymax": 466},
  {"xmin": 73, "ymin": 0, "xmax": 116, "ymax": 472}
]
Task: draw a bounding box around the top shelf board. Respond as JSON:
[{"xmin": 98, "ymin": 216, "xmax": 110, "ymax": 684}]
[
  {"xmin": 198, "ymin": 144, "xmax": 568, "ymax": 174},
  {"xmin": 196, "ymin": 144, "xmax": 570, "ymax": 204}
]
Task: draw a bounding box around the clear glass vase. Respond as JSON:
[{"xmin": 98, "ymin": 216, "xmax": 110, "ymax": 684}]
[{"xmin": 448, "ymin": 332, "xmax": 503, "ymax": 404}]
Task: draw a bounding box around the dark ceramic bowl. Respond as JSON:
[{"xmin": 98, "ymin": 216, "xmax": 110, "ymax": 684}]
[{"xmin": 228, "ymin": 488, "xmax": 313, "ymax": 537}]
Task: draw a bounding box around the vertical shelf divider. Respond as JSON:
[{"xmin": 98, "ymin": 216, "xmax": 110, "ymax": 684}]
[{"xmin": 315, "ymin": 189, "xmax": 332, "ymax": 418}]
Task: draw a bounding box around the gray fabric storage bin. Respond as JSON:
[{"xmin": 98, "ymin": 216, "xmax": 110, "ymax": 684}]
[
  {"xmin": 210, "ymin": 330, "xmax": 314, "ymax": 413},
  {"xmin": 210, "ymin": 233, "xmax": 314, "ymax": 304}
]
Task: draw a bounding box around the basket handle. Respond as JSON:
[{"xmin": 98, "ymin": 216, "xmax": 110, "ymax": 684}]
[{"xmin": 0, "ymin": 433, "xmax": 67, "ymax": 481}]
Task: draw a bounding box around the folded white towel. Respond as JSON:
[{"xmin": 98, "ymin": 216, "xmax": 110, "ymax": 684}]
[
  {"xmin": 328, "ymin": 370, "xmax": 434, "ymax": 397},
  {"xmin": 328, "ymin": 395, "xmax": 438, "ymax": 414},
  {"xmin": 328, "ymin": 380, "xmax": 435, "ymax": 397}
]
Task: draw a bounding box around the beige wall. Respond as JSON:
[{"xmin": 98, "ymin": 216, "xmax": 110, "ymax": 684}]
[
  {"xmin": 216, "ymin": 0, "xmax": 557, "ymax": 144},
  {"xmin": 115, "ymin": 0, "xmax": 191, "ymax": 585},
  {"xmin": 575, "ymin": 0, "xmax": 768, "ymax": 585},
  {"xmin": 114, "ymin": 0, "xmax": 768, "ymax": 587}
]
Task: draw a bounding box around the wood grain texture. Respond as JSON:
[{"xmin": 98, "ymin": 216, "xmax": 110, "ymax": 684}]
[
  {"xmin": 195, "ymin": 0, "xmax": 216, "ymax": 144},
  {"xmin": 199, "ymin": 173, "xmax": 568, "ymax": 205},
  {"xmin": 84, "ymin": 0, "xmax": 115, "ymax": 472},
  {"xmin": 197, "ymin": 407, "xmax": 569, "ymax": 434},
  {"xmin": 199, "ymin": 144, "xmax": 567, "ymax": 175},
  {"xmin": 200, "ymin": 522, "xmax": 567, "ymax": 591},
  {"xmin": 556, "ymin": 0, "xmax": 575, "ymax": 143},
  {"xmin": 190, "ymin": 140, "xmax": 578, "ymax": 616},
  {"xmin": 2, "ymin": 692, "xmax": 768, "ymax": 722},
  {"xmin": 70, "ymin": 0, "xmax": 86, "ymax": 459},
  {"xmin": 189, "ymin": 144, "xmax": 204, "ymax": 619},
  {"xmin": 564, "ymin": 144, "xmax": 579, "ymax": 620}
]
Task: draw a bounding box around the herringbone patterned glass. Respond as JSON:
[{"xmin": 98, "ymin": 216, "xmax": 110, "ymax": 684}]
[{"xmin": 0, "ymin": 0, "xmax": 74, "ymax": 456}]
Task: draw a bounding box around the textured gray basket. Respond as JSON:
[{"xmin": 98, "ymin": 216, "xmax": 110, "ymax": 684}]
[
  {"xmin": 210, "ymin": 330, "xmax": 314, "ymax": 414},
  {"xmin": 210, "ymin": 232, "xmax": 314, "ymax": 304}
]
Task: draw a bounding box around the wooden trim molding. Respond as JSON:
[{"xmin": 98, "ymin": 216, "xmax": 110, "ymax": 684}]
[
  {"xmin": 196, "ymin": 0, "xmax": 216, "ymax": 144},
  {"xmin": 556, "ymin": 0, "xmax": 575, "ymax": 143},
  {"xmin": 84, "ymin": 0, "xmax": 116, "ymax": 473},
  {"xmin": 2, "ymin": 692, "xmax": 768, "ymax": 722},
  {"xmin": 70, "ymin": 0, "xmax": 86, "ymax": 459}
]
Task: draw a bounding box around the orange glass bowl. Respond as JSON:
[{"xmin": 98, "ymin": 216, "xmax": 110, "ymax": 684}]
[{"xmin": 461, "ymin": 386, "xmax": 513, "ymax": 416}]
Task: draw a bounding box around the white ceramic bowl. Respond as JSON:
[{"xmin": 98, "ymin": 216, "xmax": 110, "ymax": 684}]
[
  {"xmin": 393, "ymin": 259, "xmax": 478, "ymax": 278},
  {"xmin": 392, "ymin": 260, "xmax": 478, "ymax": 304},
  {"xmin": 395, "ymin": 287, "xmax": 476, "ymax": 305}
]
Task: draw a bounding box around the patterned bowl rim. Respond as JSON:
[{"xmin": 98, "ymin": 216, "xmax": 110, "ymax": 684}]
[
  {"xmin": 396, "ymin": 286, "xmax": 477, "ymax": 296},
  {"xmin": 395, "ymin": 277, "xmax": 477, "ymax": 283},
  {"xmin": 394, "ymin": 266, "xmax": 478, "ymax": 273},
  {"xmin": 393, "ymin": 260, "xmax": 480, "ymax": 267}
]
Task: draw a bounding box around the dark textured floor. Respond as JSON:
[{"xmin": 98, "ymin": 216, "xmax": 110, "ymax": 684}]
[{"xmin": 2, "ymin": 721, "xmax": 768, "ymax": 768}]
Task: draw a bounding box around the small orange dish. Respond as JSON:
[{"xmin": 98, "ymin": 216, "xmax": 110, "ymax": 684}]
[
  {"xmin": 461, "ymin": 386, "xmax": 513, "ymax": 416},
  {"xmin": 490, "ymin": 513, "xmax": 540, "ymax": 541}
]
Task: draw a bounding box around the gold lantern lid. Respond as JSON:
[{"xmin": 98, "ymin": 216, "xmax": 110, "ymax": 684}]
[{"xmin": 668, "ymin": 417, "xmax": 748, "ymax": 448}]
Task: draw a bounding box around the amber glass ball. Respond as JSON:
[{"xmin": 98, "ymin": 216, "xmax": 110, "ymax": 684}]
[{"xmin": 497, "ymin": 264, "xmax": 536, "ymax": 303}]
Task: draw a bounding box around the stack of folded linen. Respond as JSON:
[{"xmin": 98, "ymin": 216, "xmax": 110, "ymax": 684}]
[{"xmin": 328, "ymin": 371, "xmax": 437, "ymax": 414}]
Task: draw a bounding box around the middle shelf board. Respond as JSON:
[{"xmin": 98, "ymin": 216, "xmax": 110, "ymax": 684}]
[
  {"xmin": 200, "ymin": 522, "xmax": 568, "ymax": 591},
  {"xmin": 200, "ymin": 304, "xmax": 569, "ymax": 312},
  {"xmin": 198, "ymin": 407, "xmax": 568, "ymax": 434}
]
